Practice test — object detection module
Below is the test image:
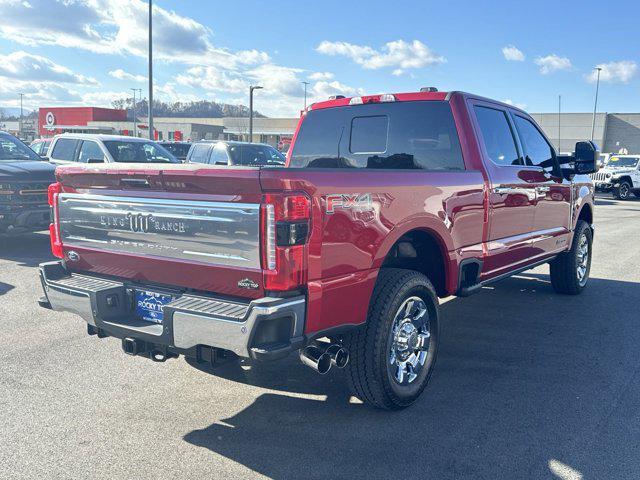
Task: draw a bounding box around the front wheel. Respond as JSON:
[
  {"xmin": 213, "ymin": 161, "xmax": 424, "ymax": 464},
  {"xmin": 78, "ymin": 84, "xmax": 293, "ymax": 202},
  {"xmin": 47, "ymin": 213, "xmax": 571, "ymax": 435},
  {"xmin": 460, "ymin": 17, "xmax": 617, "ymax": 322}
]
[
  {"xmin": 550, "ymin": 220, "xmax": 593, "ymax": 295},
  {"xmin": 344, "ymin": 268, "xmax": 439, "ymax": 410},
  {"xmin": 613, "ymin": 181, "xmax": 632, "ymax": 200}
]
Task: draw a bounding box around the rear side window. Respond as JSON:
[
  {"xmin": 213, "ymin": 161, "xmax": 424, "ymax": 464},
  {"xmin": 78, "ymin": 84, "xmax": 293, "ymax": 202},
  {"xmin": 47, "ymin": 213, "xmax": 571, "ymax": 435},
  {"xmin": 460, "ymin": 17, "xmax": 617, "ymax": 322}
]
[
  {"xmin": 51, "ymin": 138, "xmax": 79, "ymax": 161},
  {"xmin": 289, "ymin": 101, "xmax": 465, "ymax": 170},
  {"xmin": 188, "ymin": 144, "xmax": 211, "ymax": 164},
  {"xmin": 77, "ymin": 141, "xmax": 105, "ymax": 163},
  {"xmin": 473, "ymin": 106, "xmax": 520, "ymax": 166},
  {"xmin": 209, "ymin": 144, "xmax": 230, "ymax": 165},
  {"xmin": 513, "ymin": 115, "xmax": 554, "ymax": 167}
]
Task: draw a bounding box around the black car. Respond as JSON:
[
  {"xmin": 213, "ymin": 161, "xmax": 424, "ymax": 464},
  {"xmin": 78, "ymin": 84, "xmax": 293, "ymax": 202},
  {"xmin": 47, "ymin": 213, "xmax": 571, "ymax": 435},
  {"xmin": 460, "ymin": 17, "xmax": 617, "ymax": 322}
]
[
  {"xmin": 186, "ymin": 141, "xmax": 286, "ymax": 166},
  {"xmin": 0, "ymin": 132, "xmax": 56, "ymax": 234},
  {"xmin": 158, "ymin": 141, "xmax": 192, "ymax": 162}
]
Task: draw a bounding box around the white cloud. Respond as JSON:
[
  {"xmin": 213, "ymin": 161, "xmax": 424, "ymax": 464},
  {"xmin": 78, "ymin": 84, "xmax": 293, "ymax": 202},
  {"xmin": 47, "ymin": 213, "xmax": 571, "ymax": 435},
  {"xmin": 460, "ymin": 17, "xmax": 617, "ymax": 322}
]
[
  {"xmin": 586, "ymin": 61, "xmax": 638, "ymax": 83},
  {"xmin": 316, "ymin": 39, "xmax": 444, "ymax": 72},
  {"xmin": 0, "ymin": 0, "xmax": 269, "ymax": 68},
  {"xmin": 308, "ymin": 72, "xmax": 334, "ymax": 81},
  {"xmin": 176, "ymin": 66, "xmax": 247, "ymax": 93},
  {"xmin": 503, "ymin": 99, "xmax": 527, "ymax": 110},
  {"xmin": 0, "ymin": 81, "xmax": 82, "ymax": 108},
  {"xmin": 0, "ymin": 50, "xmax": 97, "ymax": 84},
  {"xmin": 535, "ymin": 54, "xmax": 572, "ymax": 74},
  {"xmin": 502, "ymin": 45, "xmax": 525, "ymax": 61},
  {"xmin": 109, "ymin": 69, "xmax": 146, "ymax": 83},
  {"xmin": 311, "ymin": 80, "xmax": 364, "ymax": 101},
  {"xmin": 0, "ymin": 1, "xmax": 367, "ymax": 117}
]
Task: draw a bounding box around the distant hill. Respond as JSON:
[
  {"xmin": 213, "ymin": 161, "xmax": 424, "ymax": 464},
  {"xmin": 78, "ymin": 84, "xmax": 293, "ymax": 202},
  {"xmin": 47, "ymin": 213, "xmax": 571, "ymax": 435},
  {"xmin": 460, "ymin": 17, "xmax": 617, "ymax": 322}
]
[
  {"xmin": 112, "ymin": 99, "xmax": 266, "ymax": 119},
  {"xmin": 0, "ymin": 108, "xmax": 35, "ymax": 120}
]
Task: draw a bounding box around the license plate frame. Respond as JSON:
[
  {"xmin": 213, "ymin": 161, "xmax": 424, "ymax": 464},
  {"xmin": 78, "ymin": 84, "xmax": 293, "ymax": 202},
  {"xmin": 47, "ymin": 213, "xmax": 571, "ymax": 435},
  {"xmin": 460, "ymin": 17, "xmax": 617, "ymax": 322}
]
[{"xmin": 134, "ymin": 290, "xmax": 174, "ymax": 324}]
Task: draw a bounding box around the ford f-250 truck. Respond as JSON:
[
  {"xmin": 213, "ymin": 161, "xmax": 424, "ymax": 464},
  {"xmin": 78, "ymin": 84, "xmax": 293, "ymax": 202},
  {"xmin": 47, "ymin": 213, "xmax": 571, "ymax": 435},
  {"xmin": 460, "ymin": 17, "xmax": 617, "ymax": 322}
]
[{"xmin": 39, "ymin": 90, "xmax": 598, "ymax": 409}]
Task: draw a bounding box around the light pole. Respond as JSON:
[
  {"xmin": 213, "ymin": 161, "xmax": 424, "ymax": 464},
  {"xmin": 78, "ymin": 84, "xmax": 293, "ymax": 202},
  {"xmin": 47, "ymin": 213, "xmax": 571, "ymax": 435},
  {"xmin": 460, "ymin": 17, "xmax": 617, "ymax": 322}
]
[
  {"xmin": 131, "ymin": 88, "xmax": 137, "ymax": 137},
  {"xmin": 302, "ymin": 81, "xmax": 310, "ymax": 109},
  {"xmin": 249, "ymin": 85, "xmax": 263, "ymax": 142},
  {"xmin": 18, "ymin": 93, "xmax": 24, "ymax": 138},
  {"xmin": 558, "ymin": 94, "xmax": 561, "ymax": 152},
  {"xmin": 591, "ymin": 67, "xmax": 602, "ymax": 142},
  {"xmin": 148, "ymin": 0, "xmax": 154, "ymax": 140}
]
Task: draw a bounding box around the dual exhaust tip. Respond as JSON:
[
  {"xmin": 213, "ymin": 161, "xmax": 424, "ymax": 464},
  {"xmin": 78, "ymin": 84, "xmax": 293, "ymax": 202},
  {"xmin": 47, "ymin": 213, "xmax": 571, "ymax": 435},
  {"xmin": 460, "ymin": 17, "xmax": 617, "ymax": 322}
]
[{"xmin": 299, "ymin": 341, "xmax": 349, "ymax": 374}]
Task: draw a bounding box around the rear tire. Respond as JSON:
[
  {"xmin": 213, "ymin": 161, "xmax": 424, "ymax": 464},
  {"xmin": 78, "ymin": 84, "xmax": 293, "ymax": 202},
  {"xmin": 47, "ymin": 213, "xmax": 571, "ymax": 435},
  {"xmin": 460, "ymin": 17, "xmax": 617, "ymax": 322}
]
[
  {"xmin": 550, "ymin": 220, "xmax": 592, "ymax": 295},
  {"xmin": 344, "ymin": 268, "xmax": 439, "ymax": 410},
  {"xmin": 613, "ymin": 181, "xmax": 632, "ymax": 200}
]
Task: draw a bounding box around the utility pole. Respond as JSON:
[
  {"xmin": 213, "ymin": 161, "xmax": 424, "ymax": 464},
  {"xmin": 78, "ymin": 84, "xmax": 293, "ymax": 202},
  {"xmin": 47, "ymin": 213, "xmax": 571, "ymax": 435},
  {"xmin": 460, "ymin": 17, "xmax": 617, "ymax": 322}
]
[
  {"xmin": 18, "ymin": 93, "xmax": 24, "ymax": 138},
  {"xmin": 591, "ymin": 67, "xmax": 602, "ymax": 142},
  {"xmin": 558, "ymin": 94, "xmax": 561, "ymax": 152},
  {"xmin": 148, "ymin": 0, "xmax": 154, "ymax": 140},
  {"xmin": 302, "ymin": 81, "xmax": 310, "ymax": 109},
  {"xmin": 249, "ymin": 85, "xmax": 263, "ymax": 142},
  {"xmin": 131, "ymin": 88, "xmax": 137, "ymax": 137}
]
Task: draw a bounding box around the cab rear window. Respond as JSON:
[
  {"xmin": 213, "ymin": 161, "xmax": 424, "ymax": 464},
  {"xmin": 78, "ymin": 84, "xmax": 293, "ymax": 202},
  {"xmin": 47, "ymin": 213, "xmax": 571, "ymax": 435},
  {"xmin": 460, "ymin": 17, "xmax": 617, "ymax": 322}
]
[{"xmin": 289, "ymin": 101, "xmax": 465, "ymax": 170}]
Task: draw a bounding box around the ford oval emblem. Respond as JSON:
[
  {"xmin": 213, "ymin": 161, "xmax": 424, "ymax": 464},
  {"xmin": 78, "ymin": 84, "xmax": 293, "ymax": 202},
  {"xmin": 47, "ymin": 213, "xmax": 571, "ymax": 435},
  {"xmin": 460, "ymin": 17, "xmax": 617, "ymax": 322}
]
[{"xmin": 67, "ymin": 251, "xmax": 80, "ymax": 262}]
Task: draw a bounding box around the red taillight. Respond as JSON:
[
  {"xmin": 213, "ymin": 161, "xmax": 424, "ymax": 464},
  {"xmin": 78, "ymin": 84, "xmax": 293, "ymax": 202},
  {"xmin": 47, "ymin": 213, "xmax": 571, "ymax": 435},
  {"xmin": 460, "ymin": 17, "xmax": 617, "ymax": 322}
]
[
  {"xmin": 48, "ymin": 182, "xmax": 63, "ymax": 258},
  {"xmin": 262, "ymin": 193, "xmax": 311, "ymax": 291}
]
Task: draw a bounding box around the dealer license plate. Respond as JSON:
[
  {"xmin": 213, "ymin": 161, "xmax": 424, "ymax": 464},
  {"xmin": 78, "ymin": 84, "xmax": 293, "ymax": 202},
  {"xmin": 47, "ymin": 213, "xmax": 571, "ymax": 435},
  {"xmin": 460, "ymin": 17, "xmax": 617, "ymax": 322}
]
[{"xmin": 135, "ymin": 290, "xmax": 173, "ymax": 324}]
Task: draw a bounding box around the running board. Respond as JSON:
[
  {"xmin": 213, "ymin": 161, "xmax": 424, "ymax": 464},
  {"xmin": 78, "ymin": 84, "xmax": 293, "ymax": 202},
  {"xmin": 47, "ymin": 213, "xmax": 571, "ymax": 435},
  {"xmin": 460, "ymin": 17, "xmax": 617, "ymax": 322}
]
[{"xmin": 456, "ymin": 256, "xmax": 557, "ymax": 297}]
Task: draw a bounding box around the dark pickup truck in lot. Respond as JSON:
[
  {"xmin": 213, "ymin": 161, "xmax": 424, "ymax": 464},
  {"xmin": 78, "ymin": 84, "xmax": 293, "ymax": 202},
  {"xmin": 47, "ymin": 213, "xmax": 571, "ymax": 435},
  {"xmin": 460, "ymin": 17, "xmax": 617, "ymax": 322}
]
[
  {"xmin": 39, "ymin": 90, "xmax": 598, "ymax": 409},
  {"xmin": 0, "ymin": 132, "xmax": 55, "ymax": 234}
]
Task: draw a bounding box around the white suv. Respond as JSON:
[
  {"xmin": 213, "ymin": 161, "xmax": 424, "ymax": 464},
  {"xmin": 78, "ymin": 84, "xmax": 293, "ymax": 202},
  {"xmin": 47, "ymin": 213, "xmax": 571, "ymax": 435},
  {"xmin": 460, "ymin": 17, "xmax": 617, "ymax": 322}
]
[
  {"xmin": 47, "ymin": 134, "xmax": 179, "ymax": 166},
  {"xmin": 590, "ymin": 154, "xmax": 640, "ymax": 200}
]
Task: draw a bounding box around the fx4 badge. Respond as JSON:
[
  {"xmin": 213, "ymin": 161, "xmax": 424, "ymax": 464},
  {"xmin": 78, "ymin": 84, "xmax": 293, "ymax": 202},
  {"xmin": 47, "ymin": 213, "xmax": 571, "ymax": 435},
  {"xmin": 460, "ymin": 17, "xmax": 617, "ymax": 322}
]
[
  {"xmin": 238, "ymin": 278, "xmax": 259, "ymax": 290},
  {"xmin": 325, "ymin": 193, "xmax": 373, "ymax": 214}
]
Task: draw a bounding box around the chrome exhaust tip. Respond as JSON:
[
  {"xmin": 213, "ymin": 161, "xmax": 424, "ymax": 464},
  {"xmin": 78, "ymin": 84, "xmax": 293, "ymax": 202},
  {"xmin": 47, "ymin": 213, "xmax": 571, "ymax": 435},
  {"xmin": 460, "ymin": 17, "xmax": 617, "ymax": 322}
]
[
  {"xmin": 325, "ymin": 344, "xmax": 349, "ymax": 369},
  {"xmin": 299, "ymin": 345, "xmax": 332, "ymax": 374}
]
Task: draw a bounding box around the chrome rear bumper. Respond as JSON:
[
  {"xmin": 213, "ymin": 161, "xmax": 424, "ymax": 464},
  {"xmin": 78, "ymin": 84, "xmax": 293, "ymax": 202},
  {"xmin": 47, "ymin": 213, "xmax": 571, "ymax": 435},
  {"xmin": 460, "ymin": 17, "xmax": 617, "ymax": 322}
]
[{"xmin": 39, "ymin": 261, "xmax": 306, "ymax": 359}]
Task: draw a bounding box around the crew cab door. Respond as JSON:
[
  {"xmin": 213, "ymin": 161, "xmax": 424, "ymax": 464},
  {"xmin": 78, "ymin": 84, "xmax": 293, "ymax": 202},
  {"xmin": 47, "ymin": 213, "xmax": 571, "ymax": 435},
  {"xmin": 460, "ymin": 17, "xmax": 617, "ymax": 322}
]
[
  {"xmin": 470, "ymin": 101, "xmax": 537, "ymax": 277},
  {"xmin": 510, "ymin": 112, "xmax": 572, "ymax": 255}
]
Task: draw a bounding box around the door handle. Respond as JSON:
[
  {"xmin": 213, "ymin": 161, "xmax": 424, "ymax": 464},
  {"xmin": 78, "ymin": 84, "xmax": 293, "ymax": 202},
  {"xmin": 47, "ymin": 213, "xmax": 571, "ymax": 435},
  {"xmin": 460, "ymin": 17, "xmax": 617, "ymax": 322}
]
[{"xmin": 492, "ymin": 186, "xmax": 537, "ymax": 201}]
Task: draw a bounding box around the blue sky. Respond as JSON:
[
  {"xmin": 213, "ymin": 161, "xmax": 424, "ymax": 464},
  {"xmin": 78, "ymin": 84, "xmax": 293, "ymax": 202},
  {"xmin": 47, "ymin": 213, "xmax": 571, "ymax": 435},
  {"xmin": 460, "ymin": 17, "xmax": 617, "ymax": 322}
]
[{"xmin": 0, "ymin": 0, "xmax": 638, "ymax": 116}]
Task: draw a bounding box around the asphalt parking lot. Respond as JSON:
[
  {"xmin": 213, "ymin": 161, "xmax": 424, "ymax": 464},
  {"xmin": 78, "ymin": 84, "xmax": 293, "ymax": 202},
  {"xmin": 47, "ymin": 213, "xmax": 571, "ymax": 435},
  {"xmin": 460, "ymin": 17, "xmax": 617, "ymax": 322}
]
[{"xmin": 1, "ymin": 196, "xmax": 639, "ymax": 480}]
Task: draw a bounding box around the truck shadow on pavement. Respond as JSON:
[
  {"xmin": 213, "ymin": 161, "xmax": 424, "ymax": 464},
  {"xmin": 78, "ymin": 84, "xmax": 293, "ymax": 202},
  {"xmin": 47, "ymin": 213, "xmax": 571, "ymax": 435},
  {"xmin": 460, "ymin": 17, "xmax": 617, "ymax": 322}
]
[
  {"xmin": 184, "ymin": 273, "xmax": 640, "ymax": 479},
  {"xmin": 0, "ymin": 281, "xmax": 14, "ymax": 296},
  {"xmin": 0, "ymin": 231, "xmax": 53, "ymax": 267}
]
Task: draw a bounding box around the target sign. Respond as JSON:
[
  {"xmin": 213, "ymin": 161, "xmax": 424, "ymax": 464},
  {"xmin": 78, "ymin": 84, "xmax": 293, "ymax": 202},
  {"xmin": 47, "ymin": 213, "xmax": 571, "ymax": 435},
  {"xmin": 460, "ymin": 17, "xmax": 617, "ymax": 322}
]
[{"xmin": 45, "ymin": 111, "xmax": 55, "ymax": 126}]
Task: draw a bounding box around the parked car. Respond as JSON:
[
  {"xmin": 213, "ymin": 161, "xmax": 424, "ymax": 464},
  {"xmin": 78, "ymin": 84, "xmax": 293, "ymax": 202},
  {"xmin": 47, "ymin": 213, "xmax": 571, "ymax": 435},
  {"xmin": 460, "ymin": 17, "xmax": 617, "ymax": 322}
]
[
  {"xmin": 187, "ymin": 140, "xmax": 285, "ymax": 166},
  {"xmin": 30, "ymin": 138, "xmax": 53, "ymax": 158},
  {"xmin": 38, "ymin": 90, "xmax": 597, "ymax": 409},
  {"xmin": 47, "ymin": 134, "xmax": 179, "ymax": 165},
  {"xmin": 590, "ymin": 154, "xmax": 640, "ymax": 200},
  {"xmin": 157, "ymin": 141, "xmax": 192, "ymax": 162},
  {"xmin": 0, "ymin": 132, "xmax": 55, "ymax": 234}
]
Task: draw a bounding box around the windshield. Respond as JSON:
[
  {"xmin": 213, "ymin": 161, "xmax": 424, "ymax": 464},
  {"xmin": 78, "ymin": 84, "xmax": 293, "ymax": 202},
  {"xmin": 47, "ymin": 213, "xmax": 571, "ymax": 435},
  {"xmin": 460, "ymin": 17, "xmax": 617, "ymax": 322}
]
[
  {"xmin": 608, "ymin": 156, "xmax": 639, "ymax": 168},
  {"xmin": 103, "ymin": 140, "xmax": 179, "ymax": 163},
  {"xmin": 161, "ymin": 143, "xmax": 191, "ymax": 158},
  {"xmin": 0, "ymin": 133, "xmax": 42, "ymax": 162}
]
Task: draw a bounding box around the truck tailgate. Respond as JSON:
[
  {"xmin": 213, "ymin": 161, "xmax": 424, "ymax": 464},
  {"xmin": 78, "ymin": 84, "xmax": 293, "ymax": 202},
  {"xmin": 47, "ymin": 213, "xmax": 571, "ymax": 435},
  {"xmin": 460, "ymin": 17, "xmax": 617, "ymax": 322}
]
[{"xmin": 55, "ymin": 164, "xmax": 265, "ymax": 299}]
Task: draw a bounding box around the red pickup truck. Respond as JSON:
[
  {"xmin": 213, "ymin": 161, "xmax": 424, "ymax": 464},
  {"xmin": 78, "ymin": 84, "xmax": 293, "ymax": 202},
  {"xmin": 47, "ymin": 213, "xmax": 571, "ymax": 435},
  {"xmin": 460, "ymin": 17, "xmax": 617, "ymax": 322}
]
[{"xmin": 39, "ymin": 90, "xmax": 598, "ymax": 409}]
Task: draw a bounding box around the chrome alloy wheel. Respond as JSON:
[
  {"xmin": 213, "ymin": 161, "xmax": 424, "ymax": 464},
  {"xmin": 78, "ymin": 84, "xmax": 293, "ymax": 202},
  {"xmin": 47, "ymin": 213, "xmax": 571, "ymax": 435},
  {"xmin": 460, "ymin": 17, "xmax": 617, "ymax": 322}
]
[
  {"xmin": 388, "ymin": 296, "xmax": 431, "ymax": 385},
  {"xmin": 576, "ymin": 233, "xmax": 590, "ymax": 286}
]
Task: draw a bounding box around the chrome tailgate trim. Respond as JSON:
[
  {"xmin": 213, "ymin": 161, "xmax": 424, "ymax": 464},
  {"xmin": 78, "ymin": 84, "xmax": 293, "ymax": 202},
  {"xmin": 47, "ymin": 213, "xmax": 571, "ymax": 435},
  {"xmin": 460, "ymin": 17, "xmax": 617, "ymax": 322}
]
[{"xmin": 58, "ymin": 193, "xmax": 261, "ymax": 269}]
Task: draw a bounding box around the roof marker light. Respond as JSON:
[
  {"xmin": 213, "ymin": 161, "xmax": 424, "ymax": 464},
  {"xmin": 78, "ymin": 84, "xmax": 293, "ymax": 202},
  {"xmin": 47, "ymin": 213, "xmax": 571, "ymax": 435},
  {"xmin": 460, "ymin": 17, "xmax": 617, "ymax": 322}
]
[
  {"xmin": 349, "ymin": 97, "xmax": 363, "ymax": 105},
  {"xmin": 379, "ymin": 94, "xmax": 396, "ymax": 103}
]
